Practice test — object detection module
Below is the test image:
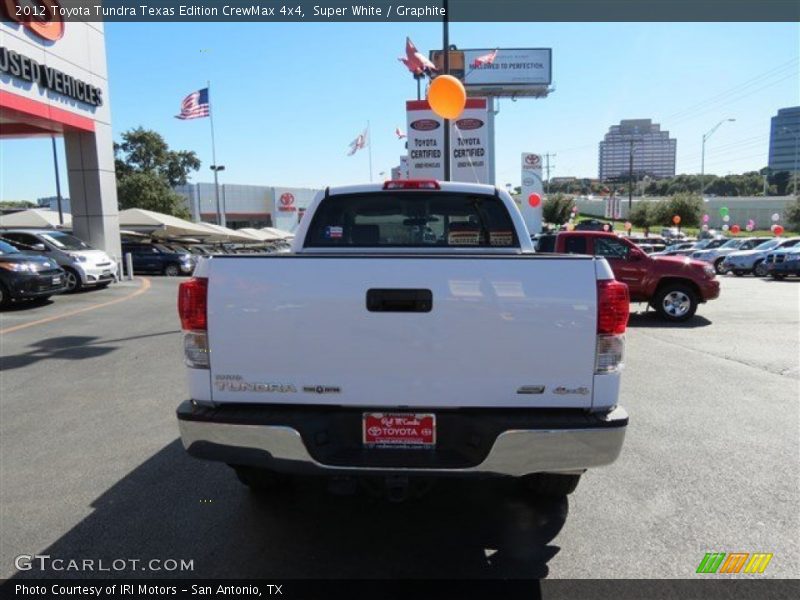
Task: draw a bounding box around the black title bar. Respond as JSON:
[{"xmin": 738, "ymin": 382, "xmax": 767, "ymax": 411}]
[{"xmin": 2, "ymin": 0, "xmax": 799, "ymax": 23}]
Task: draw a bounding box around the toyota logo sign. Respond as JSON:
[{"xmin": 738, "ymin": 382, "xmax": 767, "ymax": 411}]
[
  {"xmin": 2, "ymin": 0, "xmax": 65, "ymax": 42},
  {"xmin": 524, "ymin": 154, "xmax": 541, "ymax": 168},
  {"xmin": 280, "ymin": 193, "xmax": 295, "ymax": 207}
]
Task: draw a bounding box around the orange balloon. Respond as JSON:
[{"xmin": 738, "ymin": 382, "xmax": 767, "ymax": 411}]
[
  {"xmin": 672, "ymin": 215, "xmax": 681, "ymax": 225},
  {"xmin": 427, "ymin": 75, "xmax": 467, "ymax": 120}
]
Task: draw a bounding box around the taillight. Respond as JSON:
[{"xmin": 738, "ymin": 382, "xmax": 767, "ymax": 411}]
[
  {"xmin": 178, "ymin": 277, "xmax": 208, "ymax": 331},
  {"xmin": 596, "ymin": 279, "xmax": 629, "ymax": 374},
  {"xmin": 383, "ymin": 179, "xmax": 440, "ymax": 190},
  {"xmin": 597, "ymin": 280, "xmax": 629, "ymax": 335}
]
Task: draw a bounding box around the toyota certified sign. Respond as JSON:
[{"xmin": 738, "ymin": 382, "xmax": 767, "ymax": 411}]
[{"xmin": 1, "ymin": 0, "xmax": 65, "ymax": 41}]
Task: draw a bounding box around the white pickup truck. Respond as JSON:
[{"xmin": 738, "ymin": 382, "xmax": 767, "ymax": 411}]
[{"xmin": 176, "ymin": 180, "xmax": 629, "ymax": 498}]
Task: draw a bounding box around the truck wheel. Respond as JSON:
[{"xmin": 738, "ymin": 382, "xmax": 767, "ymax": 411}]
[
  {"xmin": 654, "ymin": 284, "xmax": 697, "ymax": 322},
  {"xmin": 521, "ymin": 473, "xmax": 581, "ymax": 497},
  {"xmin": 713, "ymin": 258, "xmax": 728, "ymax": 275},
  {"xmin": 231, "ymin": 465, "xmax": 291, "ymax": 493},
  {"xmin": 753, "ymin": 260, "xmax": 768, "ymax": 277}
]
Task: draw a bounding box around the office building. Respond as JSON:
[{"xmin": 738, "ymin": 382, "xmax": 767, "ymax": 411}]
[{"xmin": 599, "ymin": 119, "xmax": 676, "ymax": 180}]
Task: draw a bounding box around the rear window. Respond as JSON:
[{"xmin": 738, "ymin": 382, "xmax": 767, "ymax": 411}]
[{"xmin": 304, "ymin": 192, "xmax": 518, "ymax": 248}]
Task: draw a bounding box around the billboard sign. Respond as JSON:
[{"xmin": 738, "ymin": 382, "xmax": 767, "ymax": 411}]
[
  {"xmin": 521, "ymin": 153, "xmax": 544, "ymax": 235},
  {"xmin": 432, "ymin": 48, "xmax": 552, "ymax": 97},
  {"xmin": 406, "ymin": 99, "xmax": 490, "ymax": 184}
]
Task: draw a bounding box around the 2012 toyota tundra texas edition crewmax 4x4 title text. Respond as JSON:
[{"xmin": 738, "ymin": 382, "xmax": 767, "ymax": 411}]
[{"xmin": 175, "ymin": 180, "xmax": 630, "ymax": 499}]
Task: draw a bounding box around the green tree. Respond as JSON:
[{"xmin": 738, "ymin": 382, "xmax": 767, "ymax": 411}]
[
  {"xmin": 785, "ymin": 197, "xmax": 800, "ymax": 231},
  {"xmin": 0, "ymin": 200, "xmax": 36, "ymax": 209},
  {"xmin": 117, "ymin": 172, "xmax": 191, "ymax": 220},
  {"xmin": 542, "ymin": 193, "xmax": 575, "ymax": 225},
  {"xmin": 114, "ymin": 127, "xmax": 200, "ymax": 218},
  {"xmin": 628, "ymin": 201, "xmax": 655, "ymax": 229},
  {"xmin": 661, "ymin": 192, "xmax": 703, "ymax": 228},
  {"xmin": 115, "ymin": 127, "xmax": 201, "ymax": 186}
]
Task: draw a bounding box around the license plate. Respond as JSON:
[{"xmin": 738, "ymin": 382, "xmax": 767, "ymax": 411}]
[
  {"xmin": 363, "ymin": 413, "xmax": 436, "ymax": 448},
  {"xmin": 52, "ymin": 276, "xmax": 62, "ymax": 284}
]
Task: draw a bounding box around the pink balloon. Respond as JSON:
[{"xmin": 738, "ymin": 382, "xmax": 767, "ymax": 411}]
[{"xmin": 702, "ymin": 214, "xmax": 710, "ymax": 223}]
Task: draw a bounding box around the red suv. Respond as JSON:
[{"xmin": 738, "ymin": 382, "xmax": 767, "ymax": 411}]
[{"xmin": 537, "ymin": 231, "xmax": 720, "ymax": 322}]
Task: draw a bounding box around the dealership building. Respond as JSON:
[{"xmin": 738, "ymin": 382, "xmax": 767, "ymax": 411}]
[
  {"xmin": 173, "ymin": 183, "xmax": 321, "ymax": 232},
  {"xmin": 1, "ymin": 9, "xmax": 120, "ymax": 258}
]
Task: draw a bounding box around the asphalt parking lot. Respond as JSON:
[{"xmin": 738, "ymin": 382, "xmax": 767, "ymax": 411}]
[{"xmin": 0, "ymin": 275, "xmax": 798, "ymax": 580}]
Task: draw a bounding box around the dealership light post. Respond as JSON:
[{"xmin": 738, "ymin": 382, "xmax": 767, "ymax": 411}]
[
  {"xmin": 210, "ymin": 165, "xmax": 225, "ymax": 226},
  {"xmin": 700, "ymin": 118, "xmax": 735, "ymax": 195}
]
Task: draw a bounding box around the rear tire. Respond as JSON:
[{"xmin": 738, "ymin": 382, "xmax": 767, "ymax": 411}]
[
  {"xmin": 653, "ymin": 283, "xmax": 698, "ymax": 322},
  {"xmin": 753, "ymin": 260, "xmax": 768, "ymax": 277},
  {"xmin": 521, "ymin": 473, "xmax": 582, "ymax": 497},
  {"xmin": 231, "ymin": 465, "xmax": 292, "ymax": 493}
]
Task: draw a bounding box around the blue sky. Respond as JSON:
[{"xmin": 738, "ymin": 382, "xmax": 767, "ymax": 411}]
[{"xmin": 1, "ymin": 21, "xmax": 798, "ymax": 200}]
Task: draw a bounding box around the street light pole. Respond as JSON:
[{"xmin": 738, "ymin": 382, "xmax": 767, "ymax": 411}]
[
  {"xmin": 701, "ymin": 118, "xmax": 735, "ymax": 195},
  {"xmin": 210, "ymin": 165, "xmax": 226, "ymax": 226}
]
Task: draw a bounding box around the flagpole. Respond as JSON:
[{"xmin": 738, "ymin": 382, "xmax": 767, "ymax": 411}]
[
  {"xmin": 208, "ymin": 80, "xmax": 223, "ymax": 226},
  {"xmin": 367, "ymin": 121, "xmax": 373, "ymax": 182}
]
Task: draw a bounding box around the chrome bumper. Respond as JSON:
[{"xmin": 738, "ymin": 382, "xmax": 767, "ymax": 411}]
[{"xmin": 177, "ymin": 405, "xmax": 628, "ymax": 477}]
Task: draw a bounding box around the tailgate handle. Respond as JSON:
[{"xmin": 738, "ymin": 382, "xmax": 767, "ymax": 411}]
[{"xmin": 366, "ymin": 289, "xmax": 432, "ymax": 313}]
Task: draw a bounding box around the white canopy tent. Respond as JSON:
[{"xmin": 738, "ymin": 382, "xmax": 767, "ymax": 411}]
[
  {"xmin": 200, "ymin": 223, "xmax": 263, "ymax": 243},
  {"xmin": 237, "ymin": 227, "xmax": 286, "ymax": 242},
  {"xmin": 261, "ymin": 227, "xmax": 295, "ymax": 239},
  {"xmin": 0, "ymin": 209, "xmax": 71, "ymax": 229},
  {"xmin": 118, "ymin": 209, "xmax": 219, "ymax": 239}
]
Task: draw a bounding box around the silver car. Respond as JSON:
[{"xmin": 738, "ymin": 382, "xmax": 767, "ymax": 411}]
[
  {"xmin": 692, "ymin": 237, "xmax": 771, "ymax": 274},
  {"xmin": 723, "ymin": 238, "xmax": 800, "ymax": 277}
]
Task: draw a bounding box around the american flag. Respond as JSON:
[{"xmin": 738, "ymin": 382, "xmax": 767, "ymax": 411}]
[
  {"xmin": 175, "ymin": 88, "xmax": 210, "ymax": 120},
  {"xmin": 472, "ymin": 49, "xmax": 498, "ymax": 68},
  {"xmin": 347, "ymin": 128, "xmax": 368, "ymax": 156}
]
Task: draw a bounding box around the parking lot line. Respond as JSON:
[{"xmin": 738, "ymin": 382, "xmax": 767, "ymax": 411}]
[{"xmin": 0, "ymin": 277, "xmax": 152, "ymax": 335}]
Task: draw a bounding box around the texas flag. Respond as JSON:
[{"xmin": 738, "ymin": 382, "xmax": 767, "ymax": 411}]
[{"xmin": 472, "ymin": 49, "xmax": 498, "ymax": 68}]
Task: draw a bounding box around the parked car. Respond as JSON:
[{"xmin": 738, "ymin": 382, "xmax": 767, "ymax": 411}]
[
  {"xmin": 692, "ymin": 237, "xmax": 771, "ymax": 274},
  {"xmin": 176, "ymin": 180, "xmax": 630, "ymax": 499},
  {"xmin": 0, "ymin": 240, "xmax": 67, "ymax": 309},
  {"xmin": 660, "ymin": 227, "xmax": 689, "ymax": 241},
  {"xmin": 538, "ymin": 230, "xmax": 719, "ymax": 321},
  {"xmin": 626, "ymin": 236, "xmax": 668, "ymax": 253},
  {"xmin": 723, "ymin": 238, "xmax": 800, "ymax": 277},
  {"xmin": 767, "ymin": 246, "xmax": 800, "ymax": 279},
  {"xmin": 654, "ymin": 241, "xmax": 699, "ymax": 256},
  {"xmin": 121, "ymin": 242, "xmax": 196, "ymax": 276},
  {"xmin": 0, "ymin": 229, "xmax": 116, "ymax": 292},
  {"xmin": 574, "ymin": 219, "xmax": 612, "ymax": 231}
]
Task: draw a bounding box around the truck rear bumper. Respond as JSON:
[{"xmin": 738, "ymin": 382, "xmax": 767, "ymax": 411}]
[{"xmin": 176, "ymin": 401, "xmax": 628, "ymax": 477}]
